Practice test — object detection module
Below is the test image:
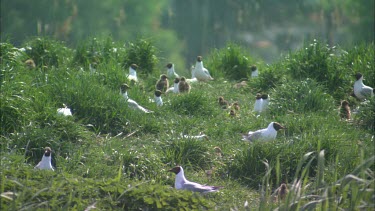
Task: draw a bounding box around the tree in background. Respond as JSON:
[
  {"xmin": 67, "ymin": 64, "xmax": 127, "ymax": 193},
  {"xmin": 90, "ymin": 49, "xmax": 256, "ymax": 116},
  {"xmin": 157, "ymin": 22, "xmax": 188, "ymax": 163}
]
[
  {"xmin": 1, "ymin": 0, "xmax": 186, "ymax": 69},
  {"xmin": 163, "ymin": 0, "xmax": 374, "ymax": 63},
  {"xmin": 1, "ymin": 0, "xmax": 373, "ymax": 66}
]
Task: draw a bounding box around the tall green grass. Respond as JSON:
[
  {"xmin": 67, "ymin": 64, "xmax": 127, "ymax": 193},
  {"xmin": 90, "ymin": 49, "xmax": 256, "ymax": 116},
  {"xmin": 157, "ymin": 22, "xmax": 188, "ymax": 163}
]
[{"xmin": 1, "ymin": 37, "xmax": 374, "ymax": 210}]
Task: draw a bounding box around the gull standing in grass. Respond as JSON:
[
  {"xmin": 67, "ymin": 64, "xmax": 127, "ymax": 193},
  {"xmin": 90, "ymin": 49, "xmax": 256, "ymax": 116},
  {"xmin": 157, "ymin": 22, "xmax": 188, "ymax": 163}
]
[
  {"xmin": 353, "ymin": 72, "xmax": 374, "ymax": 101},
  {"xmin": 35, "ymin": 147, "xmax": 54, "ymax": 171},
  {"xmin": 242, "ymin": 122, "xmax": 284, "ymax": 142},
  {"xmin": 154, "ymin": 90, "xmax": 163, "ymax": 106},
  {"xmin": 166, "ymin": 78, "xmax": 180, "ymax": 94},
  {"xmin": 127, "ymin": 64, "xmax": 139, "ymax": 82},
  {"xmin": 155, "ymin": 74, "xmax": 169, "ymax": 93},
  {"xmin": 193, "ymin": 56, "xmax": 214, "ymax": 82},
  {"xmin": 120, "ymin": 84, "xmax": 153, "ymax": 113},
  {"xmin": 178, "ymin": 77, "xmax": 191, "ymax": 93},
  {"xmin": 186, "ymin": 65, "xmax": 199, "ymax": 83},
  {"xmin": 169, "ymin": 166, "xmax": 223, "ymax": 193},
  {"xmin": 166, "ymin": 63, "xmax": 179, "ymax": 79},
  {"xmin": 57, "ymin": 104, "xmax": 72, "ymax": 116},
  {"xmin": 253, "ymin": 93, "xmax": 263, "ymax": 114},
  {"xmin": 250, "ymin": 65, "xmax": 258, "ymax": 78}
]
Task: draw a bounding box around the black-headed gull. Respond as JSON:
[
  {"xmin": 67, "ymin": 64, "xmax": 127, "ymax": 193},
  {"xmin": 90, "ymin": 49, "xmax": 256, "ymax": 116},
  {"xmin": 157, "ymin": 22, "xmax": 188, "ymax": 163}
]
[
  {"xmin": 253, "ymin": 93, "xmax": 263, "ymax": 114},
  {"xmin": 127, "ymin": 64, "xmax": 138, "ymax": 82},
  {"xmin": 339, "ymin": 100, "xmax": 351, "ymax": 120},
  {"xmin": 166, "ymin": 63, "xmax": 180, "ymax": 79},
  {"xmin": 35, "ymin": 147, "xmax": 54, "ymax": 171},
  {"xmin": 250, "ymin": 65, "xmax": 258, "ymax": 78},
  {"xmin": 156, "ymin": 74, "xmax": 169, "ymax": 93},
  {"xmin": 242, "ymin": 122, "xmax": 284, "ymax": 142},
  {"xmin": 120, "ymin": 84, "xmax": 153, "ymax": 113},
  {"xmin": 193, "ymin": 56, "xmax": 214, "ymax": 82},
  {"xmin": 353, "ymin": 73, "xmax": 374, "ymax": 101},
  {"xmin": 178, "ymin": 77, "xmax": 191, "ymax": 93},
  {"xmin": 57, "ymin": 104, "xmax": 72, "ymax": 116},
  {"xmin": 166, "ymin": 78, "xmax": 180, "ymax": 94},
  {"xmin": 169, "ymin": 166, "xmax": 223, "ymax": 193},
  {"xmin": 154, "ymin": 90, "xmax": 163, "ymax": 106}
]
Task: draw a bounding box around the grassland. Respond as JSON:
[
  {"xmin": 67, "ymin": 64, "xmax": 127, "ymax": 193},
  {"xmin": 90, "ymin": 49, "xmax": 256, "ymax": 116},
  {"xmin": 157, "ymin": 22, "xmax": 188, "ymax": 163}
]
[{"xmin": 1, "ymin": 37, "xmax": 374, "ymax": 210}]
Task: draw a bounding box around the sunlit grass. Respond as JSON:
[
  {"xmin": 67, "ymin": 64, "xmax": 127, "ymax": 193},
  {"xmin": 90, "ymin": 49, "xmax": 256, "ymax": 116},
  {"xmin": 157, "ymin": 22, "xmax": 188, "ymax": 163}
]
[{"xmin": 1, "ymin": 37, "xmax": 374, "ymax": 210}]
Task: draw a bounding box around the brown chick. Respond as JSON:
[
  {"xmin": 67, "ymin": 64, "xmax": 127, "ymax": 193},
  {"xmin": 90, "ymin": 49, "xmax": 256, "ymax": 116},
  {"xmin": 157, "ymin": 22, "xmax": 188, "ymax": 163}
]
[
  {"xmin": 278, "ymin": 183, "xmax": 288, "ymax": 201},
  {"xmin": 218, "ymin": 96, "xmax": 229, "ymax": 109},
  {"xmin": 229, "ymin": 109, "xmax": 236, "ymax": 117},
  {"xmin": 178, "ymin": 77, "xmax": 191, "ymax": 93},
  {"xmin": 231, "ymin": 102, "xmax": 240, "ymax": 111},
  {"xmin": 233, "ymin": 81, "xmax": 247, "ymax": 89},
  {"xmin": 339, "ymin": 100, "xmax": 351, "ymax": 120},
  {"xmin": 25, "ymin": 59, "xmax": 36, "ymax": 69},
  {"xmin": 155, "ymin": 74, "xmax": 169, "ymax": 92}
]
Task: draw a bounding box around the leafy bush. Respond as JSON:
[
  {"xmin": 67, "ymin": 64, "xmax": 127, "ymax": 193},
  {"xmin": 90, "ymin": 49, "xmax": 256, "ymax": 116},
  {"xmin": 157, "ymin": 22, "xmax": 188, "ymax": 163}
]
[
  {"xmin": 162, "ymin": 140, "xmax": 210, "ymax": 168},
  {"xmin": 248, "ymin": 63, "xmax": 286, "ymax": 92},
  {"xmin": 71, "ymin": 36, "xmax": 126, "ymax": 69},
  {"xmin": 23, "ymin": 37, "xmax": 70, "ymax": 68},
  {"xmin": 269, "ymin": 78, "xmax": 335, "ymax": 115},
  {"xmin": 123, "ymin": 39, "xmax": 159, "ymax": 77},
  {"xmin": 0, "ymin": 88, "xmax": 32, "ymax": 135},
  {"xmin": 283, "ymin": 39, "xmax": 351, "ymax": 100},
  {"xmin": 206, "ymin": 42, "xmax": 256, "ymax": 81},
  {"xmin": 354, "ymin": 98, "xmax": 375, "ymax": 132},
  {"xmin": 340, "ymin": 43, "xmax": 374, "ymax": 89},
  {"xmin": 117, "ymin": 183, "xmax": 214, "ymax": 210},
  {"xmin": 168, "ymin": 92, "xmax": 216, "ymax": 116},
  {"xmin": 0, "ymin": 42, "xmax": 25, "ymax": 68}
]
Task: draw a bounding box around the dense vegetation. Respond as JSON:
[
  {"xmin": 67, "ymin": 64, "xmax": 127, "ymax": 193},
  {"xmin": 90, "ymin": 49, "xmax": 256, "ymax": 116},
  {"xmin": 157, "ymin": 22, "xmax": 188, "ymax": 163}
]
[
  {"xmin": 2, "ymin": 0, "xmax": 373, "ymax": 64},
  {"xmin": 1, "ymin": 37, "xmax": 374, "ymax": 210}
]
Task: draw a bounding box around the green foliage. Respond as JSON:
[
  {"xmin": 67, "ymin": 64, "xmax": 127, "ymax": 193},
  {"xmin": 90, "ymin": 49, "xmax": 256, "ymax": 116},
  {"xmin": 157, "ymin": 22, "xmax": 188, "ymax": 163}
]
[
  {"xmin": 168, "ymin": 92, "xmax": 216, "ymax": 116},
  {"xmin": 1, "ymin": 38, "xmax": 374, "ymax": 210},
  {"xmin": 23, "ymin": 37, "xmax": 70, "ymax": 68},
  {"xmin": 71, "ymin": 36, "xmax": 126, "ymax": 69},
  {"xmin": 269, "ymin": 78, "xmax": 336, "ymax": 115},
  {"xmin": 117, "ymin": 183, "xmax": 214, "ymax": 210},
  {"xmin": 284, "ymin": 40, "xmax": 352, "ymax": 100},
  {"xmin": 162, "ymin": 140, "xmax": 210, "ymax": 168},
  {"xmin": 123, "ymin": 39, "xmax": 159, "ymax": 77},
  {"xmin": 248, "ymin": 63, "xmax": 286, "ymax": 92},
  {"xmin": 0, "ymin": 42, "xmax": 25, "ymax": 68},
  {"xmin": 206, "ymin": 43, "xmax": 256, "ymax": 80},
  {"xmin": 258, "ymin": 153, "xmax": 375, "ymax": 210},
  {"xmin": 1, "ymin": 157, "xmax": 213, "ymax": 210},
  {"xmin": 121, "ymin": 150, "xmax": 164, "ymax": 180},
  {"xmin": 340, "ymin": 43, "xmax": 375, "ymax": 89},
  {"xmin": 354, "ymin": 98, "xmax": 375, "ymax": 132}
]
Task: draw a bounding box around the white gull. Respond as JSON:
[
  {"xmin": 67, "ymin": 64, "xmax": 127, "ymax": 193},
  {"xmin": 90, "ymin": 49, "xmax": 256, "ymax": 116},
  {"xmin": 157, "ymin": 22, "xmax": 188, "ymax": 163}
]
[
  {"xmin": 35, "ymin": 147, "xmax": 54, "ymax": 171},
  {"xmin": 169, "ymin": 166, "xmax": 223, "ymax": 193},
  {"xmin": 242, "ymin": 122, "xmax": 284, "ymax": 142}
]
